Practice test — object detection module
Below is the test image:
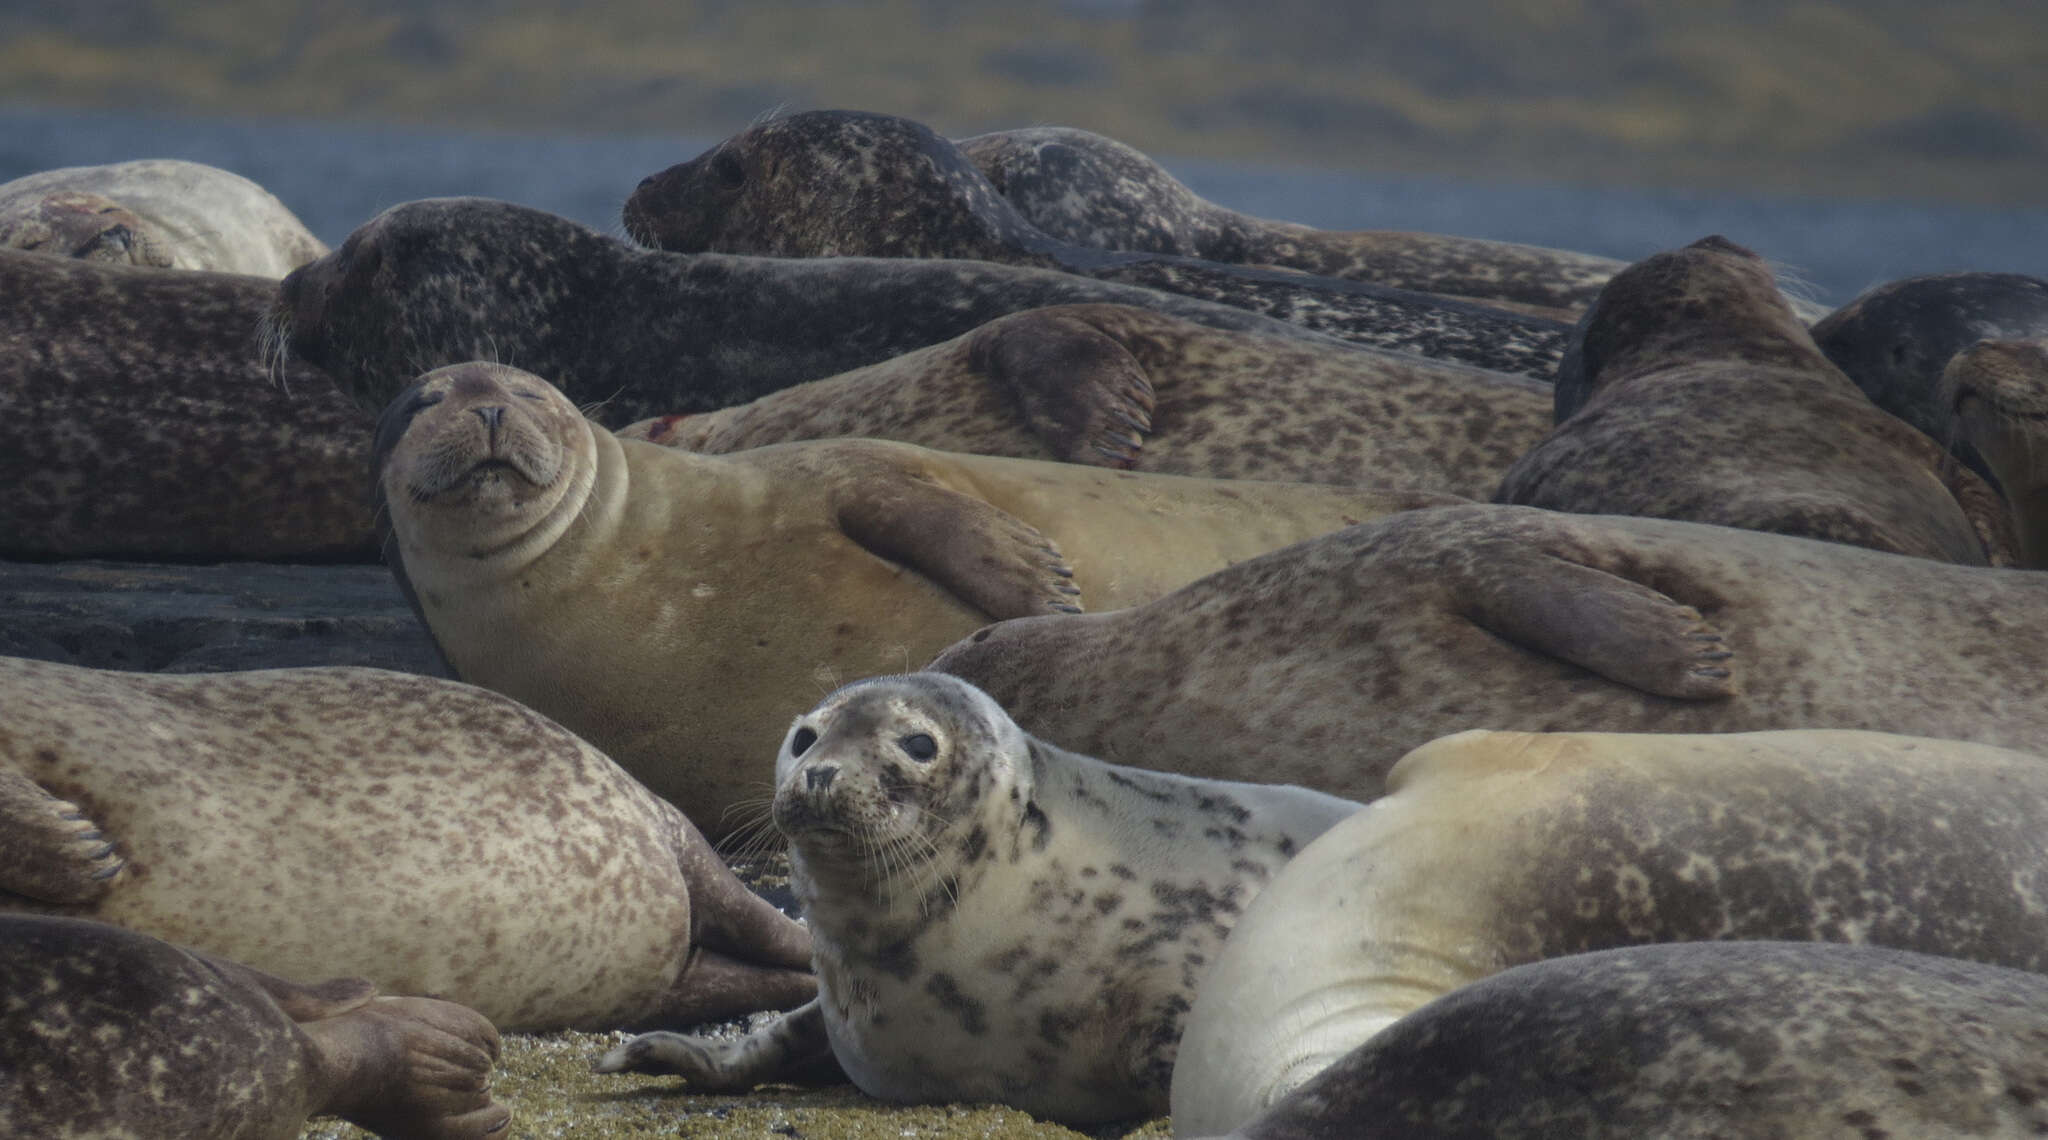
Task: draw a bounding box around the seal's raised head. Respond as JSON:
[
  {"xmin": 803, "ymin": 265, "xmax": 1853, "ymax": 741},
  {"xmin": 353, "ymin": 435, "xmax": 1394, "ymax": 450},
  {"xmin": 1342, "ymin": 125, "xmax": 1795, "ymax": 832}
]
[
  {"xmin": 0, "ymin": 189, "xmax": 168, "ymax": 266},
  {"xmin": 1944, "ymin": 337, "xmax": 2048, "ymax": 564}
]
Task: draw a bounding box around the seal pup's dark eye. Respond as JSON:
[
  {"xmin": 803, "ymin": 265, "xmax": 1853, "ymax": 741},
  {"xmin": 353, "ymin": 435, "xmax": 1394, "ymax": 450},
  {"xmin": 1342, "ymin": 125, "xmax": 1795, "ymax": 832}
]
[
  {"xmin": 712, "ymin": 151, "xmax": 745, "ymax": 188},
  {"xmin": 790, "ymin": 727, "xmax": 817, "ymax": 757},
  {"xmin": 899, "ymin": 733, "xmax": 937, "ymax": 762}
]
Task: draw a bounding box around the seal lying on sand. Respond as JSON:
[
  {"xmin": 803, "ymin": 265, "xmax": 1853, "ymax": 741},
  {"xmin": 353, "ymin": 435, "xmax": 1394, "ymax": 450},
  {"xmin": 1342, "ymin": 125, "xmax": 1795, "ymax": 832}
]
[
  {"xmin": 1172, "ymin": 727, "xmax": 2048, "ymax": 1133},
  {"xmin": 0, "ymin": 654, "xmax": 816, "ymax": 1031},
  {"xmin": 0, "ymin": 915, "xmax": 506, "ymax": 1140},
  {"xmin": 1945, "ymin": 338, "xmax": 2048, "ymax": 567},
  {"xmin": 618, "ymin": 302, "xmax": 1550, "ymax": 498},
  {"xmin": 929, "ymin": 503, "xmax": 2048, "ymax": 800},
  {"xmin": 377, "ymin": 362, "xmax": 1454, "ymax": 833},
  {"xmin": 624, "ymin": 111, "xmax": 1571, "ymax": 378},
  {"xmin": 0, "ymin": 159, "xmax": 327, "ymax": 277},
  {"xmin": 1190, "ymin": 942, "xmax": 2048, "ymax": 1140},
  {"xmin": 1497, "ymin": 236, "xmax": 2012, "ymax": 565},
  {"xmin": 277, "ymin": 196, "xmax": 1384, "ymax": 425},
  {"xmin": 594, "ymin": 674, "xmax": 1359, "ymax": 1124},
  {"xmin": 0, "ymin": 249, "xmax": 375, "ymax": 561}
]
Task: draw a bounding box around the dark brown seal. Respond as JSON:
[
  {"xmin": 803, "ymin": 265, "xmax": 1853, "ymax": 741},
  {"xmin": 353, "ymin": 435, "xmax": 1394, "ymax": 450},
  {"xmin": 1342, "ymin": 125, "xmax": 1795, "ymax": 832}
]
[
  {"xmin": 1496, "ymin": 235, "xmax": 2013, "ymax": 565},
  {"xmin": 0, "ymin": 249, "xmax": 375, "ymax": 561},
  {"xmin": 0, "ymin": 914, "xmax": 506, "ymax": 1140},
  {"xmin": 622, "ymin": 111, "xmax": 1573, "ymax": 379},
  {"xmin": 1943, "ymin": 337, "xmax": 2048, "ymax": 567}
]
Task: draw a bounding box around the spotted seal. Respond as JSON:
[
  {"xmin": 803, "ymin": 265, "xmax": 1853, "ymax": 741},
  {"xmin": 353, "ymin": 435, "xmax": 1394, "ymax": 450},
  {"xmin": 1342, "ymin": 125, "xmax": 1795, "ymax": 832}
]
[
  {"xmin": 1497, "ymin": 235, "xmax": 2013, "ymax": 565},
  {"xmin": 617, "ymin": 302, "xmax": 1549, "ymax": 498},
  {"xmin": 1944, "ymin": 337, "xmax": 2048, "ymax": 567},
  {"xmin": 622, "ymin": 111, "xmax": 1571, "ymax": 379},
  {"xmin": 0, "ymin": 654, "xmax": 817, "ymax": 1031},
  {"xmin": 377, "ymin": 361, "xmax": 1453, "ymax": 833},
  {"xmin": 0, "ymin": 914, "xmax": 506, "ymax": 1140},
  {"xmin": 1171, "ymin": 726, "xmax": 2048, "ymax": 1133},
  {"xmin": 593, "ymin": 673, "xmax": 1360, "ymax": 1124},
  {"xmin": 0, "ymin": 159, "xmax": 327, "ymax": 277},
  {"xmin": 929, "ymin": 503, "xmax": 2048, "ymax": 800},
  {"xmin": 1191, "ymin": 942, "xmax": 2048, "ymax": 1140},
  {"xmin": 0, "ymin": 248, "xmax": 375, "ymax": 561}
]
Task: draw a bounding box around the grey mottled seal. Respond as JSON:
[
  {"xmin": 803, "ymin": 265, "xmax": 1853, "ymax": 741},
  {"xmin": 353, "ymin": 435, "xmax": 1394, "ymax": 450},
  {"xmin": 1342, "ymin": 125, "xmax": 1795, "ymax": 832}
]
[
  {"xmin": 276, "ymin": 196, "xmax": 1397, "ymax": 426},
  {"xmin": 0, "ymin": 654, "xmax": 817, "ymax": 1031},
  {"xmin": 0, "ymin": 248, "xmax": 375, "ymax": 561},
  {"xmin": 594, "ymin": 674, "xmax": 1359, "ymax": 1124},
  {"xmin": 618, "ymin": 302, "xmax": 1550, "ymax": 498},
  {"xmin": 1173, "ymin": 727, "xmax": 2048, "ymax": 1132},
  {"xmin": 1193, "ymin": 942, "xmax": 2048, "ymax": 1140},
  {"xmin": 623, "ymin": 110, "xmax": 1571, "ymax": 379},
  {"xmin": 0, "ymin": 159, "xmax": 327, "ymax": 276},
  {"xmin": 1945, "ymin": 337, "xmax": 2048, "ymax": 567},
  {"xmin": 929, "ymin": 503, "xmax": 2048, "ymax": 800},
  {"xmin": 0, "ymin": 914, "xmax": 506, "ymax": 1140},
  {"xmin": 1498, "ymin": 235, "xmax": 2012, "ymax": 565},
  {"xmin": 376, "ymin": 362, "xmax": 1451, "ymax": 833}
]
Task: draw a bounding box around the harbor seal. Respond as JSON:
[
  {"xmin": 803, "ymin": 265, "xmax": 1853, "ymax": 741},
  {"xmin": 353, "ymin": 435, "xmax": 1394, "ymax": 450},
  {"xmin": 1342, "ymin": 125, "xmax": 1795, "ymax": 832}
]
[
  {"xmin": 624, "ymin": 111, "xmax": 1572, "ymax": 379},
  {"xmin": 377, "ymin": 362, "xmax": 1454, "ymax": 833},
  {"xmin": 929, "ymin": 503, "xmax": 2048, "ymax": 800},
  {"xmin": 617, "ymin": 302, "xmax": 1551, "ymax": 498},
  {"xmin": 1497, "ymin": 235, "xmax": 2013, "ymax": 565},
  {"xmin": 1945, "ymin": 337, "xmax": 2048, "ymax": 567},
  {"xmin": 276, "ymin": 196, "xmax": 1388, "ymax": 426},
  {"xmin": 594, "ymin": 673, "xmax": 1361, "ymax": 1124},
  {"xmin": 0, "ymin": 654, "xmax": 817, "ymax": 1031},
  {"xmin": 0, "ymin": 915, "xmax": 506, "ymax": 1140},
  {"xmin": 0, "ymin": 159, "xmax": 327, "ymax": 277},
  {"xmin": 1191, "ymin": 942, "xmax": 2048, "ymax": 1140},
  {"xmin": 1171, "ymin": 727, "xmax": 2048, "ymax": 1132},
  {"xmin": 0, "ymin": 249, "xmax": 375, "ymax": 561}
]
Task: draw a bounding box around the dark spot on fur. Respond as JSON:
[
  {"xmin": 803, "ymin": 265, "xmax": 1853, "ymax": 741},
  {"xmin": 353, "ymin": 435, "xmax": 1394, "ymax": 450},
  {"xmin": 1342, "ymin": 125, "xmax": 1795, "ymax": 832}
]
[
  {"xmin": 924, "ymin": 972, "xmax": 988, "ymax": 1036},
  {"xmin": 872, "ymin": 939, "xmax": 918, "ymax": 981},
  {"xmin": 1023, "ymin": 800, "xmax": 1051, "ymax": 851}
]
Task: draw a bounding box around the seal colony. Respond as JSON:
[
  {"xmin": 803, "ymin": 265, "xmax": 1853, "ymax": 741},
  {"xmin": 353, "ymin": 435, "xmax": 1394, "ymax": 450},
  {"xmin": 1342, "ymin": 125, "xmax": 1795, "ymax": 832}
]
[{"xmin": 595, "ymin": 675, "xmax": 1360, "ymax": 1124}]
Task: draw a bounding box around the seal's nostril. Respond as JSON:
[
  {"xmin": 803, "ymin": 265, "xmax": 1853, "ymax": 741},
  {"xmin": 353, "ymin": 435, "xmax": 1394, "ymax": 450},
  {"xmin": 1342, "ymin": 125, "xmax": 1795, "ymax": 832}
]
[
  {"xmin": 475, "ymin": 406, "xmax": 505, "ymax": 429},
  {"xmin": 806, "ymin": 766, "xmax": 836, "ymax": 791}
]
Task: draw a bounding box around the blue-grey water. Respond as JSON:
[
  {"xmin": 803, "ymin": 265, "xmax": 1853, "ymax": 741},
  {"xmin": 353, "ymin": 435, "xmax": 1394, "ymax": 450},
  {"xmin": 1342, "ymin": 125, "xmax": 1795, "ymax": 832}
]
[{"xmin": 4, "ymin": 103, "xmax": 2045, "ymax": 305}]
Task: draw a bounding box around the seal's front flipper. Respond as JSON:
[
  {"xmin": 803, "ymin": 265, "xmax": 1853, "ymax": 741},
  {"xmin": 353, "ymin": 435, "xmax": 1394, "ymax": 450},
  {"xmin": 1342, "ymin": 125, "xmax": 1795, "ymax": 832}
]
[
  {"xmin": 0, "ymin": 767, "xmax": 127, "ymax": 905},
  {"xmin": 1461, "ymin": 548, "xmax": 1737, "ymax": 700},
  {"xmin": 969, "ymin": 310, "xmax": 1156, "ymax": 467},
  {"xmin": 838, "ymin": 477, "xmax": 1084, "ymax": 619},
  {"xmin": 648, "ymin": 948, "xmax": 818, "ymax": 1028},
  {"xmin": 594, "ymin": 997, "xmax": 841, "ymax": 1091}
]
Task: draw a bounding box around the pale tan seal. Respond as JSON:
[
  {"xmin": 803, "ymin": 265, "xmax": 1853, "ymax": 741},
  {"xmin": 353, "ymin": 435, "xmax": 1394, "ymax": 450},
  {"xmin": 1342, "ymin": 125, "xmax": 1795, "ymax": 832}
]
[
  {"xmin": 617, "ymin": 302, "xmax": 1550, "ymax": 498},
  {"xmin": 1193, "ymin": 942, "xmax": 2048, "ymax": 1140},
  {"xmin": 0, "ymin": 654, "xmax": 816, "ymax": 1031},
  {"xmin": 0, "ymin": 914, "xmax": 506, "ymax": 1140},
  {"xmin": 1943, "ymin": 337, "xmax": 2048, "ymax": 567},
  {"xmin": 378, "ymin": 361, "xmax": 1454, "ymax": 835},
  {"xmin": 929, "ymin": 503, "xmax": 2048, "ymax": 800},
  {"xmin": 593, "ymin": 673, "xmax": 1360, "ymax": 1124},
  {"xmin": 0, "ymin": 159, "xmax": 327, "ymax": 276},
  {"xmin": 1172, "ymin": 727, "xmax": 2048, "ymax": 1133},
  {"xmin": 1497, "ymin": 235, "xmax": 2013, "ymax": 565}
]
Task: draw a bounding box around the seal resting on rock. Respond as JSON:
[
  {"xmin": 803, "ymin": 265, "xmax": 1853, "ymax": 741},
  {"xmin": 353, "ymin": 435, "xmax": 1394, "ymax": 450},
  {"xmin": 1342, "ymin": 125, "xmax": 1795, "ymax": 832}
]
[
  {"xmin": 0, "ymin": 914, "xmax": 506, "ymax": 1140},
  {"xmin": 930, "ymin": 503, "xmax": 2048, "ymax": 800},
  {"xmin": 624, "ymin": 110, "xmax": 1572, "ymax": 378},
  {"xmin": 1496, "ymin": 235, "xmax": 2013, "ymax": 565},
  {"xmin": 593, "ymin": 674, "xmax": 1360, "ymax": 1124},
  {"xmin": 1188, "ymin": 942, "xmax": 2048, "ymax": 1140},
  {"xmin": 1944, "ymin": 337, "xmax": 2048, "ymax": 567},
  {"xmin": 617, "ymin": 302, "xmax": 1550, "ymax": 498},
  {"xmin": 1171, "ymin": 726, "xmax": 2048, "ymax": 1133},
  {"xmin": 0, "ymin": 654, "xmax": 817, "ymax": 1031},
  {"xmin": 0, "ymin": 159, "xmax": 327, "ymax": 277},
  {"xmin": 376, "ymin": 361, "xmax": 1454, "ymax": 833}
]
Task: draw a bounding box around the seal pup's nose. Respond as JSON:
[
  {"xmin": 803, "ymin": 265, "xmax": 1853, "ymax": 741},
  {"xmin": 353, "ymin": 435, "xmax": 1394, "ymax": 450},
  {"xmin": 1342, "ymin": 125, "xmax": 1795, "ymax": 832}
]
[{"xmin": 806, "ymin": 766, "xmax": 837, "ymax": 791}]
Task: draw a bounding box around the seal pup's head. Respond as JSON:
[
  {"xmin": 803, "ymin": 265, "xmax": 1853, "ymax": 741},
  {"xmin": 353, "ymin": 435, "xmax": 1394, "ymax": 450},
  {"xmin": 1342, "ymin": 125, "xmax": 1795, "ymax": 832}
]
[
  {"xmin": 1943, "ymin": 337, "xmax": 2048, "ymax": 556},
  {"xmin": 0, "ymin": 189, "xmax": 169, "ymax": 267}
]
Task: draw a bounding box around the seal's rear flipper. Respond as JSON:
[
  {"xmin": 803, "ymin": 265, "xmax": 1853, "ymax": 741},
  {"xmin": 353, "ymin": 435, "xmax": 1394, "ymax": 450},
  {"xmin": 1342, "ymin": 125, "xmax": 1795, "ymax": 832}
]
[
  {"xmin": 645, "ymin": 948, "xmax": 818, "ymax": 1028},
  {"xmin": 192, "ymin": 952, "xmax": 378, "ymax": 1022},
  {"xmin": 838, "ymin": 479, "xmax": 1085, "ymax": 619},
  {"xmin": 1462, "ymin": 549, "xmax": 1737, "ymax": 700},
  {"xmin": 968, "ymin": 309, "xmax": 1156, "ymax": 467},
  {"xmin": 594, "ymin": 997, "xmax": 841, "ymax": 1090},
  {"xmin": 0, "ymin": 768, "xmax": 127, "ymax": 904},
  {"xmin": 302, "ymin": 994, "xmax": 507, "ymax": 1140}
]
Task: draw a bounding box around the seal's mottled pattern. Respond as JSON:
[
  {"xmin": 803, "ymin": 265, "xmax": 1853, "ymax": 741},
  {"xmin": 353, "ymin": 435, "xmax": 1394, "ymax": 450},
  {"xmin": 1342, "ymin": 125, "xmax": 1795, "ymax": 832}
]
[{"xmin": 1944, "ymin": 337, "xmax": 2048, "ymax": 566}]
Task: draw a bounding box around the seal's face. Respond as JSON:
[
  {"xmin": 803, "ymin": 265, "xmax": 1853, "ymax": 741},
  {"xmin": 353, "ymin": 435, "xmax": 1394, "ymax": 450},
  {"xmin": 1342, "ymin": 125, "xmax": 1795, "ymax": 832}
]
[
  {"xmin": 1945, "ymin": 338, "xmax": 2048, "ymax": 488},
  {"xmin": 0, "ymin": 191, "xmax": 168, "ymax": 267}
]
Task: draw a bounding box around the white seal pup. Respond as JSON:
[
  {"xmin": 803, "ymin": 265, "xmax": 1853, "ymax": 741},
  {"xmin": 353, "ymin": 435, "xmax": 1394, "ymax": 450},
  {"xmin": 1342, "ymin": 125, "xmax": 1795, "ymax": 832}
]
[
  {"xmin": 594, "ymin": 674, "xmax": 1360, "ymax": 1124},
  {"xmin": 0, "ymin": 159, "xmax": 327, "ymax": 276}
]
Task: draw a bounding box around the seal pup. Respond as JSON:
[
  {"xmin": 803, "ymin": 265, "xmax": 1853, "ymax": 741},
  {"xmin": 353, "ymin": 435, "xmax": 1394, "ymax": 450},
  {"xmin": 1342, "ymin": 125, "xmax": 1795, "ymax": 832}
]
[
  {"xmin": 277, "ymin": 196, "xmax": 1390, "ymax": 425},
  {"xmin": 1944, "ymin": 338, "xmax": 2048, "ymax": 567},
  {"xmin": 624, "ymin": 111, "xmax": 1572, "ymax": 379},
  {"xmin": 929, "ymin": 503, "xmax": 2048, "ymax": 800},
  {"xmin": 0, "ymin": 248, "xmax": 375, "ymax": 561},
  {"xmin": 617, "ymin": 302, "xmax": 1551, "ymax": 498},
  {"xmin": 0, "ymin": 915, "xmax": 506, "ymax": 1140},
  {"xmin": 377, "ymin": 361, "xmax": 1454, "ymax": 833},
  {"xmin": 1171, "ymin": 727, "xmax": 2048, "ymax": 1132},
  {"xmin": 1188, "ymin": 942, "xmax": 2048, "ymax": 1140},
  {"xmin": 593, "ymin": 674, "xmax": 1360, "ymax": 1124},
  {"xmin": 1496, "ymin": 235, "xmax": 2013, "ymax": 565},
  {"xmin": 0, "ymin": 654, "xmax": 817, "ymax": 1031},
  {"xmin": 0, "ymin": 159, "xmax": 327, "ymax": 277}
]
